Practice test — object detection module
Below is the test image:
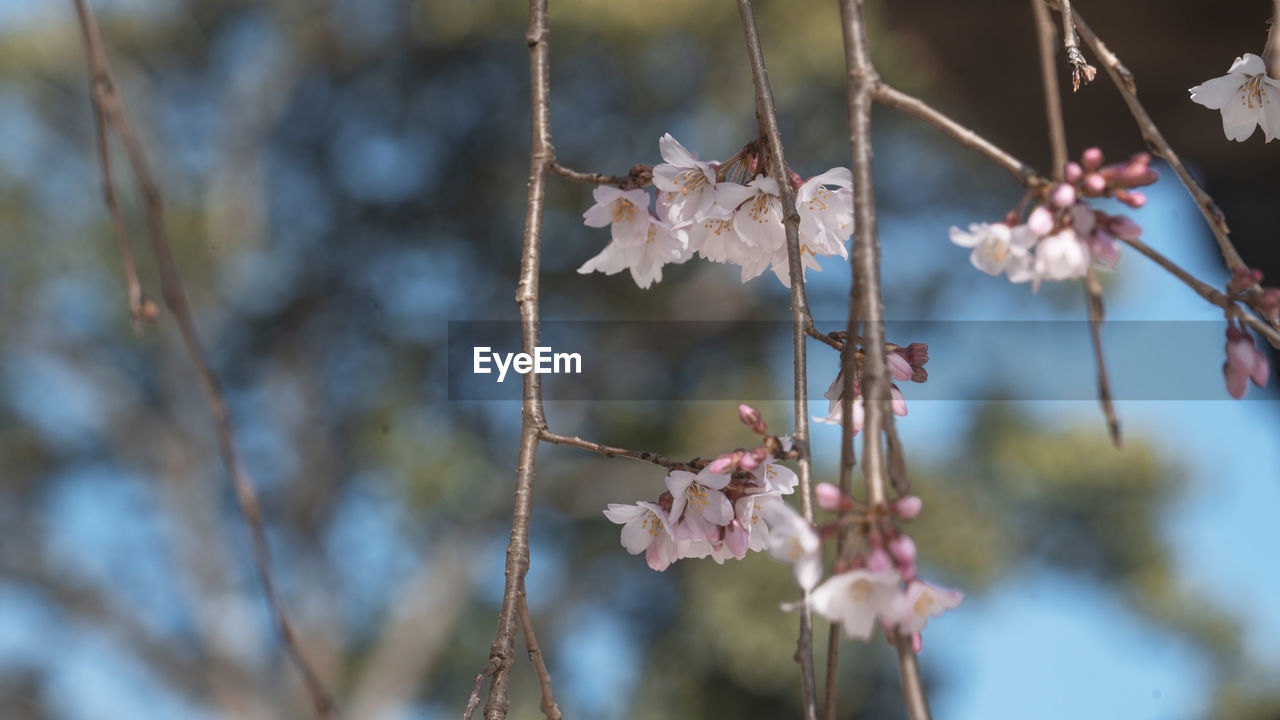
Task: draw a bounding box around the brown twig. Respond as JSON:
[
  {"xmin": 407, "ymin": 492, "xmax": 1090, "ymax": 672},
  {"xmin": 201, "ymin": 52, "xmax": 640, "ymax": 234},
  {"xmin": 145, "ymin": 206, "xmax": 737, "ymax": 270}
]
[
  {"xmin": 1084, "ymin": 269, "xmax": 1122, "ymax": 447},
  {"xmin": 71, "ymin": 3, "xmax": 338, "ymax": 717},
  {"xmin": 519, "ymin": 595, "xmax": 563, "ymax": 720},
  {"xmin": 1053, "ymin": 0, "xmax": 1096, "ymax": 91},
  {"xmin": 540, "ymin": 430, "xmax": 685, "ymax": 469},
  {"xmin": 870, "ymin": 82, "xmax": 1048, "ymax": 189},
  {"xmin": 479, "ymin": 0, "xmax": 554, "ymax": 717},
  {"xmin": 1063, "ymin": 5, "xmax": 1246, "ymax": 273},
  {"xmin": 839, "ymin": 2, "xmax": 932, "ymax": 719},
  {"xmin": 549, "ymin": 160, "xmax": 649, "ymax": 188},
  {"xmin": 1118, "ymin": 236, "xmax": 1280, "ymax": 349},
  {"xmin": 1032, "ymin": 0, "xmax": 1068, "ymax": 176},
  {"xmin": 1267, "ymin": 4, "xmax": 1280, "ymax": 80},
  {"xmin": 734, "ymin": 2, "xmax": 822, "ymax": 718}
]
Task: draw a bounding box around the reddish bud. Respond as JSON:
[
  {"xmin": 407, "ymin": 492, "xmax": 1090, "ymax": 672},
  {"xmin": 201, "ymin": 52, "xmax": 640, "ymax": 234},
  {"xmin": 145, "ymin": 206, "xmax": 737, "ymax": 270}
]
[
  {"xmin": 1083, "ymin": 173, "xmax": 1107, "ymax": 195},
  {"xmin": 1116, "ymin": 189, "xmax": 1146, "ymax": 208},
  {"xmin": 815, "ymin": 482, "xmax": 844, "ymax": 511},
  {"xmin": 892, "ymin": 495, "xmax": 923, "ymax": 519},
  {"xmin": 1051, "ymin": 183, "xmax": 1077, "ymax": 209},
  {"xmin": 707, "ymin": 454, "xmax": 736, "ymax": 475},
  {"xmin": 1064, "ymin": 162, "xmax": 1084, "ymax": 183},
  {"xmin": 1082, "ymin": 147, "xmax": 1104, "ymax": 170}
]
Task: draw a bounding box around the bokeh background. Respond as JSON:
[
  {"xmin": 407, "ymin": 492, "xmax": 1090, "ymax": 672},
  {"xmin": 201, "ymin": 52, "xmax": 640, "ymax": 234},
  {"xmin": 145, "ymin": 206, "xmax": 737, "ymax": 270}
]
[{"xmin": 2, "ymin": 0, "xmax": 1279, "ymax": 718}]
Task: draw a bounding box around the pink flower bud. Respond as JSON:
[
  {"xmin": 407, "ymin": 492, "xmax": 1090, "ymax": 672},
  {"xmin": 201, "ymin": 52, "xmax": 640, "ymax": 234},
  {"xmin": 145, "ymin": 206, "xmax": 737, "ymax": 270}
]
[
  {"xmin": 1116, "ymin": 189, "xmax": 1146, "ymax": 208},
  {"xmin": 815, "ymin": 482, "xmax": 844, "ymax": 511},
  {"xmin": 1051, "ymin": 183, "xmax": 1077, "ymax": 209},
  {"xmin": 790, "ymin": 171, "xmax": 804, "ymax": 191},
  {"xmin": 1084, "ymin": 173, "xmax": 1106, "ymax": 195},
  {"xmin": 1082, "ymin": 147, "xmax": 1104, "ymax": 170},
  {"xmin": 1223, "ymin": 327, "xmax": 1269, "ymax": 399},
  {"xmin": 1259, "ymin": 288, "xmax": 1280, "ymax": 321},
  {"xmin": 1128, "ymin": 152, "xmax": 1152, "ymax": 167},
  {"xmin": 890, "ymin": 386, "xmax": 908, "ymax": 417},
  {"xmin": 1064, "ymin": 162, "xmax": 1084, "ymax": 183},
  {"xmin": 888, "ymin": 534, "xmax": 918, "ymax": 566},
  {"xmin": 892, "ymin": 495, "xmax": 923, "ymax": 519},
  {"xmin": 707, "ymin": 454, "xmax": 735, "ymax": 475},
  {"xmin": 865, "ymin": 548, "xmax": 892, "ymax": 573},
  {"xmin": 887, "ymin": 352, "xmax": 914, "ymax": 382},
  {"xmin": 1227, "ymin": 268, "xmax": 1264, "ymax": 295},
  {"xmin": 738, "ymin": 451, "xmax": 761, "ymax": 471},
  {"xmin": 1027, "ymin": 205, "xmax": 1054, "ymax": 236},
  {"xmin": 1102, "ymin": 213, "xmax": 1143, "ymax": 241},
  {"xmin": 912, "ymin": 632, "xmax": 923, "ymax": 654},
  {"xmin": 738, "ymin": 404, "xmax": 762, "ymax": 427}
]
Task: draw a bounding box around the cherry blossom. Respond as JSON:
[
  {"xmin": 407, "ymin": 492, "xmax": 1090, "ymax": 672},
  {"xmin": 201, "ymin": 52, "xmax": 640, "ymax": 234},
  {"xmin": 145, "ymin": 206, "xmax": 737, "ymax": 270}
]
[
  {"xmin": 652, "ymin": 133, "xmax": 719, "ymax": 222},
  {"xmin": 761, "ymin": 500, "xmax": 822, "ymax": 591},
  {"xmin": 577, "ymin": 219, "xmax": 690, "ymax": 289},
  {"xmin": 895, "ymin": 580, "xmax": 964, "ymax": 635},
  {"xmin": 665, "ymin": 468, "xmax": 734, "ymax": 542},
  {"xmin": 1189, "ymin": 53, "xmax": 1280, "ymax": 142},
  {"xmin": 948, "ymin": 222, "xmax": 1035, "ymax": 282},
  {"xmin": 603, "ymin": 501, "xmax": 680, "ymax": 572},
  {"xmin": 582, "ymin": 185, "xmax": 652, "ymax": 245},
  {"xmin": 808, "ymin": 569, "xmax": 904, "ymax": 641}
]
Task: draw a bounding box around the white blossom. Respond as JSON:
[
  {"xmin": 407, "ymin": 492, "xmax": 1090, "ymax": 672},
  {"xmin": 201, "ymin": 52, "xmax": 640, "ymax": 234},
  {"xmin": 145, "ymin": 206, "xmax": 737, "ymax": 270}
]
[
  {"xmin": 1190, "ymin": 53, "xmax": 1280, "ymax": 142},
  {"xmin": 652, "ymin": 133, "xmax": 718, "ymax": 222}
]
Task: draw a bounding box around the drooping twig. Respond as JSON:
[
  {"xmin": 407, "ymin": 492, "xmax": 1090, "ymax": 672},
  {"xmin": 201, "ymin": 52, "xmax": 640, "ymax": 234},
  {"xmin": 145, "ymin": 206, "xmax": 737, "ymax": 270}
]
[
  {"xmin": 733, "ymin": 2, "xmax": 820, "ymax": 716},
  {"xmin": 870, "ymin": 82, "xmax": 1048, "ymax": 189},
  {"xmin": 1031, "ymin": 0, "xmax": 1069, "ymax": 175},
  {"xmin": 1119, "ymin": 236, "xmax": 1280, "ymax": 348},
  {"xmin": 71, "ymin": 3, "xmax": 338, "ymax": 717},
  {"xmin": 519, "ymin": 594, "xmax": 563, "ymax": 720},
  {"xmin": 838, "ymin": 1, "xmax": 933, "ymax": 719},
  {"xmin": 1053, "ymin": 0, "xmax": 1096, "ymax": 91},
  {"xmin": 1084, "ymin": 269, "xmax": 1122, "ymax": 446},
  {"xmin": 479, "ymin": 0, "xmax": 553, "ymax": 716},
  {"xmin": 549, "ymin": 161, "xmax": 651, "ymax": 189},
  {"xmin": 1063, "ymin": 4, "xmax": 1246, "ymax": 273},
  {"xmin": 1267, "ymin": 4, "xmax": 1280, "ymax": 80},
  {"xmin": 540, "ymin": 430, "xmax": 687, "ymax": 470}
]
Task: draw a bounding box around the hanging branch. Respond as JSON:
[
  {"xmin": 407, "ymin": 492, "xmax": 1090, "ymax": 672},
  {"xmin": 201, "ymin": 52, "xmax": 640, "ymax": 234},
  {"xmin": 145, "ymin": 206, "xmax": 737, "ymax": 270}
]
[
  {"xmin": 1032, "ymin": 0, "xmax": 1069, "ymax": 173},
  {"xmin": 70, "ymin": 3, "xmax": 338, "ymax": 717},
  {"xmin": 519, "ymin": 595, "xmax": 563, "ymax": 720},
  {"xmin": 540, "ymin": 430, "xmax": 688, "ymax": 470},
  {"xmin": 472, "ymin": 0, "xmax": 555, "ymax": 718},
  {"xmin": 838, "ymin": 1, "xmax": 932, "ymax": 719},
  {"xmin": 1054, "ymin": 0, "xmax": 1097, "ymax": 91},
  {"xmin": 1057, "ymin": 2, "xmax": 1247, "ymax": 273},
  {"xmin": 733, "ymin": 3, "xmax": 822, "ymax": 718}
]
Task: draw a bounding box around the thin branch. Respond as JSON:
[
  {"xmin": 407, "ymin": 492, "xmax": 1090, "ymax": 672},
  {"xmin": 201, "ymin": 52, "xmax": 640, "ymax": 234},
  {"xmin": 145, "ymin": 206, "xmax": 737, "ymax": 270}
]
[
  {"xmin": 1119, "ymin": 236, "xmax": 1280, "ymax": 348},
  {"xmin": 1064, "ymin": 5, "xmax": 1246, "ymax": 273},
  {"xmin": 1053, "ymin": 0, "xmax": 1096, "ymax": 91},
  {"xmin": 1031, "ymin": 0, "xmax": 1068, "ymax": 176},
  {"xmin": 733, "ymin": 3, "xmax": 820, "ymax": 717},
  {"xmin": 1084, "ymin": 269, "xmax": 1121, "ymax": 447},
  {"xmin": 480, "ymin": 0, "xmax": 552, "ymax": 716},
  {"xmin": 519, "ymin": 595, "xmax": 563, "ymax": 720},
  {"xmin": 805, "ymin": 322, "xmax": 846, "ymax": 351},
  {"xmin": 71, "ymin": 3, "xmax": 338, "ymax": 717},
  {"xmin": 1267, "ymin": 3, "xmax": 1280, "ymax": 80},
  {"xmin": 839, "ymin": 2, "xmax": 932, "ymax": 719},
  {"xmin": 870, "ymin": 82, "xmax": 1048, "ymax": 189},
  {"xmin": 549, "ymin": 161, "xmax": 649, "ymax": 188},
  {"xmin": 540, "ymin": 429, "xmax": 685, "ymax": 469}
]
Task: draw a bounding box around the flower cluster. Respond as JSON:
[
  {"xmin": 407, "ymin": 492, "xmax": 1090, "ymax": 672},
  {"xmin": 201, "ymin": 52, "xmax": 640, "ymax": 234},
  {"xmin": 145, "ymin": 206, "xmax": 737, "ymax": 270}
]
[
  {"xmin": 814, "ymin": 341, "xmax": 929, "ymax": 435},
  {"xmin": 603, "ymin": 405, "xmax": 802, "ymax": 573},
  {"xmin": 578, "ymin": 134, "xmax": 853, "ymax": 289},
  {"xmin": 805, "ymin": 485, "xmax": 961, "ymax": 644},
  {"xmin": 949, "ymin": 148, "xmax": 1156, "ymax": 288},
  {"xmin": 1190, "ymin": 53, "xmax": 1280, "ymax": 143}
]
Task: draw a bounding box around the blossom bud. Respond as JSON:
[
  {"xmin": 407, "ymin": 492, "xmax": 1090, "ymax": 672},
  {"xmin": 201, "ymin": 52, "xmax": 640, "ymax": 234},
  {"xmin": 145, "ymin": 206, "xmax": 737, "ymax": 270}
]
[
  {"xmin": 1117, "ymin": 163, "xmax": 1159, "ymax": 187},
  {"xmin": 904, "ymin": 342, "xmax": 929, "ymax": 368},
  {"xmin": 1082, "ymin": 147, "xmax": 1104, "ymax": 170},
  {"xmin": 1223, "ymin": 327, "xmax": 1269, "ymax": 399},
  {"xmin": 1116, "ymin": 189, "xmax": 1146, "ymax": 208},
  {"xmin": 1051, "ymin": 183, "xmax": 1077, "ymax": 209},
  {"xmin": 738, "ymin": 403, "xmax": 762, "ymax": 427},
  {"xmin": 1101, "ymin": 213, "xmax": 1143, "ymax": 241},
  {"xmin": 1027, "ymin": 205, "xmax": 1054, "ymax": 236},
  {"xmin": 1227, "ymin": 267, "xmax": 1264, "ymax": 296},
  {"xmin": 865, "ymin": 548, "xmax": 892, "ymax": 573},
  {"xmin": 888, "ymin": 534, "xmax": 917, "ymax": 567},
  {"xmin": 707, "ymin": 454, "xmax": 736, "ymax": 475},
  {"xmin": 887, "ymin": 352, "xmax": 914, "ymax": 382},
  {"xmin": 892, "ymin": 495, "xmax": 923, "ymax": 519},
  {"xmin": 1128, "ymin": 151, "xmax": 1152, "ymax": 167},
  {"xmin": 739, "ymin": 452, "xmax": 761, "ymax": 471},
  {"xmin": 1083, "ymin": 173, "xmax": 1107, "ymax": 195},
  {"xmin": 790, "ymin": 171, "xmax": 804, "ymax": 191},
  {"xmin": 815, "ymin": 482, "xmax": 844, "ymax": 511},
  {"xmin": 1258, "ymin": 288, "xmax": 1280, "ymax": 321},
  {"xmin": 1064, "ymin": 162, "xmax": 1084, "ymax": 183}
]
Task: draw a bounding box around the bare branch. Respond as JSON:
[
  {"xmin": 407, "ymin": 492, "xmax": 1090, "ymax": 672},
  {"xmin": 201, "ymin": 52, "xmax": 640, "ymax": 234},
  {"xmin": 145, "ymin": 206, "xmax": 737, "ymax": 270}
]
[
  {"xmin": 519, "ymin": 595, "xmax": 563, "ymax": 720},
  {"xmin": 1053, "ymin": 0, "xmax": 1096, "ymax": 91},
  {"xmin": 1084, "ymin": 269, "xmax": 1122, "ymax": 447},
  {"xmin": 870, "ymin": 82, "xmax": 1048, "ymax": 189},
  {"xmin": 1064, "ymin": 5, "xmax": 1247, "ymax": 273},
  {"xmin": 479, "ymin": 0, "xmax": 554, "ymax": 716},
  {"xmin": 540, "ymin": 430, "xmax": 687, "ymax": 469},
  {"xmin": 1032, "ymin": 0, "xmax": 1068, "ymax": 176},
  {"xmin": 733, "ymin": 2, "xmax": 821, "ymax": 717},
  {"xmin": 71, "ymin": 3, "xmax": 338, "ymax": 717},
  {"xmin": 1267, "ymin": 3, "xmax": 1280, "ymax": 80},
  {"xmin": 839, "ymin": 2, "xmax": 932, "ymax": 718},
  {"xmin": 1119, "ymin": 236, "xmax": 1280, "ymax": 349}
]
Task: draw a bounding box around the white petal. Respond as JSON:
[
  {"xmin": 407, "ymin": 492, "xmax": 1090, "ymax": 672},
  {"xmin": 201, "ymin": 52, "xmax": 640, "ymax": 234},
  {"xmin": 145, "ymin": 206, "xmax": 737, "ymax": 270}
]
[
  {"xmin": 603, "ymin": 503, "xmax": 645, "ymax": 524},
  {"xmin": 1189, "ymin": 74, "xmax": 1243, "ymax": 110},
  {"xmin": 658, "ymin": 133, "xmax": 697, "ymax": 167},
  {"xmin": 619, "ymin": 516, "xmax": 655, "ymax": 554},
  {"xmin": 1221, "ymin": 102, "xmax": 1260, "ymax": 142},
  {"xmin": 577, "ymin": 242, "xmax": 628, "ymax": 276},
  {"xmin": 1229, "ymin": 53, "xmax": 1266, "ymax": 76}
]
